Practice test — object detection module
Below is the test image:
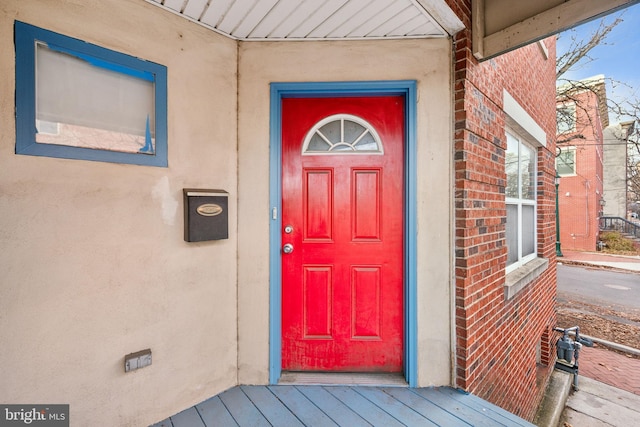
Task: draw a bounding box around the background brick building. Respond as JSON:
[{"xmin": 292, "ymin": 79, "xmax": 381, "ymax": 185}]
[{"xmin": 557, "ymin": 77, "xmax": 608, "ymax": 251}]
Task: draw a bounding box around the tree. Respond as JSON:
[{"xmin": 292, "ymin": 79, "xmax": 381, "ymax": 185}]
[
  {"xmin": 629, "ymin": 151, "xmax": 640, "ymax": 205},
  {"xmin": 556, "ymin": 14, "xmax": 640, "ymax": 214}
]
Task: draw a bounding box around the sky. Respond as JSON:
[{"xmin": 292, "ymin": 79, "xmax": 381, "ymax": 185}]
[{"xmin": 556, "ymin": 2, "xmax": 640, "ymax": 123}]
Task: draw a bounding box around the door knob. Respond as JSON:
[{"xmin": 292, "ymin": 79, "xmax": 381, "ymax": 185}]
[{"xmin": 283, "ymin": 243, "xmax": 294, "ymax": 254}]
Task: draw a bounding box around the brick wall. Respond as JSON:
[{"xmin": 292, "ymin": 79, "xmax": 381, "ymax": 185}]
[
  {"xmin": 451, "ymin": 0, "xmax": 558, "ymax": 420},
  {"xmin": 558, "ymin": 90, "xmax": 605, "ymax": 251}
]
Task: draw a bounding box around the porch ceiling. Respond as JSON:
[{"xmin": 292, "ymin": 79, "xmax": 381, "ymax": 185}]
[
  {"xmin": 146, "ymin": 0, "xmax": 464, "ymax": 40},
  {"xmin": 147, "ymin": 0, "xmax": 640, "ymax": 57},
  {"xmin": 474, "ymin": 0, "xmax": 640, "ymax": 59}
]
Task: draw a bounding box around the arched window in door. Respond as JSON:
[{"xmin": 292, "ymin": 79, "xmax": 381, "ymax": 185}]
[{"xmin": 302, "ymin": 114, "xmax": 383, "ymax": 155}]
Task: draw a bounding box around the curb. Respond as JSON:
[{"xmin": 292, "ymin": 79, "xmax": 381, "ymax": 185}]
[
  {"xmin": 570, "ymin": 252, "xmax": 640, "ymax": 260},
  {"xmin": 573, "ymin": 332, "xmax": 640, "ymax": 357},
  {"xmin": 558, "ymin": 259, "xmax": 640, "ymax": 274},
  {"xmin": 533, "ymin": 370, "xmax": 572, "ymax": 427}
]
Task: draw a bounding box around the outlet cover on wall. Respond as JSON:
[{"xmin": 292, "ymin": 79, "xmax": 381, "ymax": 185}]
[{"xmin": 124, "ymin": 349, "xmax": 152, "ymax": 372}]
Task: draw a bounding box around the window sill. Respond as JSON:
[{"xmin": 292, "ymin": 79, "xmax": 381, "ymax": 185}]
[{"xmin": 505, "ymin": 257, "xmax": 549, "ymax": 300}]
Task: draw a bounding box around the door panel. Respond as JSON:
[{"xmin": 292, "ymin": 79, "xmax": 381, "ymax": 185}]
[
  {"xmin": 304, "ymin": 169, "xmax": 333, "ymax": 241},
  {"xmin": 281, "ymin": 96, "xmax": 404, "ymax": 372},
  {"xmin": 303, "ymin": 265, "xmax": 332, "ymax": 338},
  {"xmin": 351, "ymin": 266, "xmax": 381, "ymax": 338},
  {"xmin": 352, "ymin": 169, "xmax": 381, "ymax": 240}
]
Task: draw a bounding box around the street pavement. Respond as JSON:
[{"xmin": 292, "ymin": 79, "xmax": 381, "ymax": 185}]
[
  {"xmin": 557, "ymin": 263, "xmax": 640, "ymax": 308},
  {"xmin": 553, "ymin": 250, "xmax": 640, "ymax": 427}
]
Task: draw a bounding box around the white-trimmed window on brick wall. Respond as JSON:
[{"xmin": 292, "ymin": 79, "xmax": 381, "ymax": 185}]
[
  {"xmin": 556, "ymin": 102, "xmax": 576, "ymax": 135},
  {"xmin": 556, "ymin": 146, "xmax": 576, "ymax": 177},
  {"xmin": 503, "ymin": 90, "xmax": 549, "ymax": 300},
  {"xmin": 505, "ymin": 130, "xmax": 537, "ymax": 273}
]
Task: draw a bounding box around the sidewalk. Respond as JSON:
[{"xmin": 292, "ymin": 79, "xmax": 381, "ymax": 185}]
[
  {"xmin": 560, "ymin": 374, "xmax": 640, "ymax": 426},
  {"xmin": 559, "ymin": 249, "xmax": 640, "ymax": 272},
  {"xmin": 553, "ymin": 250, "xmax": 640, "ymax": 426},
  {"xmin": 578, "ymin": 345, "xmax": 640, "ymax": 396},
  {"xmin": 558, "ymin": 249, "xmax": 640, "ymax": 397}
]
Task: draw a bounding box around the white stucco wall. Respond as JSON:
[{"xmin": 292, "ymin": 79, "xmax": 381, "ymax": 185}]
[
  {"xmin": 1, "ymin": 1, "xmax": 456, "ymax": 423},
  {"xmin": 0, "ymin": 1, "xmax": 238, "ymax": 425},
  {"xmin": 237, "ymin": 39, "xmax": 454, "ymax": 387}
]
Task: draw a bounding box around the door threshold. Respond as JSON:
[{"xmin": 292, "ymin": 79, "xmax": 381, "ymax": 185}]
[{"xmin": 278, "ymin": 372, "xmax": 408, "ymax": 387}]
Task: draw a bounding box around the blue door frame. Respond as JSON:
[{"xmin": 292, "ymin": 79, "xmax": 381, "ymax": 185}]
[{"xmin": 269, "ymin": 81, "xmax": 418, "ymax": 386}]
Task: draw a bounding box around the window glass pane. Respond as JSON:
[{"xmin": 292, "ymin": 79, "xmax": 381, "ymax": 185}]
[
  {"xmin": 317, "ymin": 121, "xmax": 341, "ymax": 144},
  {"xmin": 343, "ymin": 120, "xmax": 366, "ymax": 143},
  {"xmin": 506, "ymin": 204, "xmax": 518, "ymax": 266},
  {"xmin": 505, "ymin": 133, "xmax": 519, "ymax": 198},
  {"xmin": 520, "ymin": 144, "xmax": 535, "ymax": 200},
  {"xmin": 308, "ymin": 134, "xmax": 330, "ymax": 151},
  {"xmin": 522, "ymin": 205, "xmax": 536, "ymax": 257},
  {"xmin": 15, "ymin": 21, "xmax": 167, "ymax": 167},
  {"xmin": 557, "ymin": 104, "xmax": 576, "ymax": 134},
  {"xmin": 303, "ymin": 115, "xmax": 383, "ymax": 155},
  {"xmin": 505, "ymin": 129, "xmax": 538, "ymax": 270},
  {"xmin": 36, "ymin": 42, "xmax": 156, "ymax": 154},
  {"xmin": 354, "ymin": 132, "xmax": 377, "ymax": 151},
  {"xmin": 556, "ymin": 149, "xmax": 575, "ymax": 176}
]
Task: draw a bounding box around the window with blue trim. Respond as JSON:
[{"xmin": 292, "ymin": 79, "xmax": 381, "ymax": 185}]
[{"xmin": 14, "ymin": 21, "xmax": 168, "ymax": 167}]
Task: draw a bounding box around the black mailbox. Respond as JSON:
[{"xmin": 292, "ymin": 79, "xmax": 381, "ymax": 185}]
[{"xmin": 183, "ymin": 189, "xmax": 229, "ymax": 242}]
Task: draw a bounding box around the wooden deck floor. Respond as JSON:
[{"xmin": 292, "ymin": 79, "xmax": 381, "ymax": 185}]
[{"xmin": 151, "ymin": 385, "xmax": 535, "ymax": 426}]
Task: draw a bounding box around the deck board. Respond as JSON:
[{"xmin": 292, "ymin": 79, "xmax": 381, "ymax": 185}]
[
  {"xmin": 268, "ymin": 386, "xmax": 339, "ymax": 427},
  {"xmin": 436, "ymin": 387, "xmax": 532, "ymax": 426},
  {"xmin": 324, "ymin": 386, "xmax": 405, "ymax": 426},
  {"xmin": 149, "ymin": 419, "xmax": 174, "ymax": 427},
  {"xmin": 297, "ymin": 386, "xmax": 371, "ymax": 427},
  {"xmin": 153, "ymin": 385, "xmax": 537, "ymax": 427},
  {"xmin": 195, "ymin": 396, "xmax": 238, "ymax": 427},
  {"xmin": 414, "ymin": 388, "xmax": 508, "ymax": 427},
  {"xmin": 217, "ymin": 386, "xmax": 270, "ymax": 426},
  {"xmin": 382, "ymin": 387, "xmax": 472, "ymax": 426},
  {"xmin": 170, "ymin": 407, "xmax": 205, "ymax": 427},
  {"xmin": 353, "ymin": 387, "xmax": 438, "ymax": 426},
  {"xmin": 240, "ymin": 386, "xmax": 305, "ymax": 427}
]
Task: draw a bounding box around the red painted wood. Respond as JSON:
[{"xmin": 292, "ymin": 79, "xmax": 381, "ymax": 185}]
[
  {"xmin": 353, "ymin": 169, "xmax": 381, "ymax": 240},
  {"xmin": 304, "ymin": 169, "xmax": 333, "ymax": 240},
  {"xmin": 281, "ymin": 96, "xmax": 404, "ymax": 371},
  {"xmin": 303, "ymin": 266, "xmax": 332, "ymax": 338},
  {"xmin": 352, "ymin": 266, "xmax": 381, "ymax": 338}
]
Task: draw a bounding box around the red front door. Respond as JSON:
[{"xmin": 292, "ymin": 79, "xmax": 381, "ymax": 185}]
[{"xmin": 281, "ymin": 96, "xmax": 404, "ymax": 372}]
